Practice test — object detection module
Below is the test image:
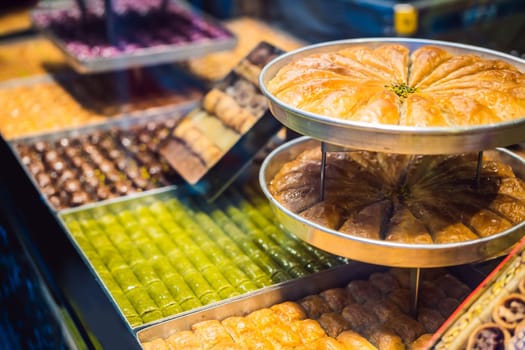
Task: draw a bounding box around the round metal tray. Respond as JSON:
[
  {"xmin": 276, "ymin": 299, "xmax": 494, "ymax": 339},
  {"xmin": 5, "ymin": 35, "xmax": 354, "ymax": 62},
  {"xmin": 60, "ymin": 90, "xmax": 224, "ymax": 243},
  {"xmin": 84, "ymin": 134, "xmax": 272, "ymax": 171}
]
[
  {"xmin": 259, "ymin": 38, "xmax": 525, "ymax": 155},
  {"xmin": 259, "ymin": 137, "xmax": 525, "ymax": 268}
]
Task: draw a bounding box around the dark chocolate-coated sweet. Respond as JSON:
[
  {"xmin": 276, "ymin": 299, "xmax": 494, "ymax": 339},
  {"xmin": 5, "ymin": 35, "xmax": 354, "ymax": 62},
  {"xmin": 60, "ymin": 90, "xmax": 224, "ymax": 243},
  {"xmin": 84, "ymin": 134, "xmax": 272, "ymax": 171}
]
[{"xmin": 16, "ymin": 118, "xmax": 180, "ymax": 209}]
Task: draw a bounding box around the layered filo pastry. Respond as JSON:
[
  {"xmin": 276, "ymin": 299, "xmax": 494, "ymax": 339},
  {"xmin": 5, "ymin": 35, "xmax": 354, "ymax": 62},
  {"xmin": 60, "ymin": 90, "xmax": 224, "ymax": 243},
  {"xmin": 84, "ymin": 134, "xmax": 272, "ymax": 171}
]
[
  {"xmin": 269, "ymin": 147, "xmax": 525, "ymax": 244},
  {"xmin": 267, "ymin": 44, "xmax": 525, "ymax": 127}
]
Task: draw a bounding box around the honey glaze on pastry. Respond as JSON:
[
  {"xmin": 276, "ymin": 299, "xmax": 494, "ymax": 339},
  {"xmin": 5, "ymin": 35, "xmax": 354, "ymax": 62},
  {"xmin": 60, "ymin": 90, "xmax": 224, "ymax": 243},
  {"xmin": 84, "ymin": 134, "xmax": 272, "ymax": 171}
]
[
  {"xmin": 269, "ymin": 147, "xmax": 525, "ymax": 244},
  {"xmin": 268, "ymin": 44, "xmax": 525, "ymax": 127}
]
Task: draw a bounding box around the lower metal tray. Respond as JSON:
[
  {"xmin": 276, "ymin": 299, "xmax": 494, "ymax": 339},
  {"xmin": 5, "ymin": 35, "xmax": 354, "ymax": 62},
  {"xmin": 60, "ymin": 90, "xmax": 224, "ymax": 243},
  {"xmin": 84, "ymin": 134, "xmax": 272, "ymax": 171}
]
[
  {"xmin": 136, "ymin": 260, "xmax": 489, "ymax": 345},
  {"xmin": 136, "ymin": 263, "xmax": 370, "ymax": 340},
  {"xmin": 259, "ymin": 137, "xmax": 525, "ymax": 268}
]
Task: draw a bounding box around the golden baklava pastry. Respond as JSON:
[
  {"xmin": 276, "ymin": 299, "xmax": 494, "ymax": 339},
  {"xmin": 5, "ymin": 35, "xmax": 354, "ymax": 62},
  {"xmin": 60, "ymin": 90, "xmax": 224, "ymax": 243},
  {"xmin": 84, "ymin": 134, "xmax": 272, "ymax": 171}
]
[
  {"xmin": 269, "ymin": 147, "xmax": 525, "ymax": 244},
  {"xmin": 267, "ymin": 44, "xmax": 525, "ymax": 127}
]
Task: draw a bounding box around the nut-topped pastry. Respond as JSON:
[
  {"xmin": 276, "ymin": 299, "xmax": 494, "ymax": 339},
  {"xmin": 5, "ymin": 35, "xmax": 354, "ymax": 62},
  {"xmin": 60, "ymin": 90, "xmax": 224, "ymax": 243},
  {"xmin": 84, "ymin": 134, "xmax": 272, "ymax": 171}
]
[{"xmin": 267, "ymin": 44, "xmax": 525, "ymax": 127}]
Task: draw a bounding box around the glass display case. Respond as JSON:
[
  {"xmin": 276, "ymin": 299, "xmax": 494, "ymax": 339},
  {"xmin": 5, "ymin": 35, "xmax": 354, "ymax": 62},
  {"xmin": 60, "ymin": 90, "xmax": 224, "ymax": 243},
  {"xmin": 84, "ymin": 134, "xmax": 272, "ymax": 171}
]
[{"xmin": 1, "ymin": 1, "xmax": 524, "ymax": 349}]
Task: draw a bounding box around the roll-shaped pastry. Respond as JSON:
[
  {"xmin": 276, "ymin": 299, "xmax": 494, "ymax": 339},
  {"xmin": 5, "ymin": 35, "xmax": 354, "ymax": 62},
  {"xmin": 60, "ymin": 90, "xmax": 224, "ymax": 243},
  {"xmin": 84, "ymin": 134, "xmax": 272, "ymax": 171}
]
[
  {"xmin": 173, "ymin": 120, "xmax": 222, "ymax": 166},
  {"xmin": 387, "ymin": 288, "xmax": 411, "ymax": 314},
  {"xmin": 364, "ymin": 323, "xmax": 405, "ymax": 350},
  {"xmin": 384, "ymin": 313, "xmax": 426, "ymax": 344},
  {"xmin": 419, "ymin": 282, "xmax": 447, "ymax": 308},
  {"xmin": 346, "ymin": 280, "xmax": 382, "ymax": 304},
  {"xmin": 336, "ymin": 330, "xmax": 379, "ymax": 350},
  {"xmin": 164, "ymin": 330, "xmax": 201, "ymax": 350},
  {"xmin": 466, "ymin": 322, "xmax": 510, "ymax": 350},
  {"xmin": 221, "ymin": 316, "xmax": 255, "ymax": 343},
  {"xmin": 270, "ymin": 301, "xmax": 306, "ymax": 323},
  {"xmin": 411, "ymin": 334, "xmax": 433, "ymax": 350},
  {"xmin": 364, "ymin": 298, "xmax": 402, "ymax": 323},
  {"xmin": 341, "ymin": 303, "xmax": 380, "ymax": 333},
  {"xmin": 299, "ymin": 294, "xmax": 333, "ymax": 319},
  {"xmin": 492, "ymin": 293, "xmax": 525, "ymax": 331},
  {"xmin": 202, "ymin": 88, "xmax": 258, "ymax": 133},
  {"xmin": 368, "ymin": 272, "xmax": 400, "ymax": 295},
  {"xmin": 319, "ymin": 288, "xmax": 352, "ymax": 312},
  {"xmin": 290, "ymin": 319, "xmax": 327, "ymax": 344},
  {"xmin": 388, "ymin": 269, "xmax": 411, "ymax": 289},
  {"xmin": 191, "ymin": 320, "xmax": 234, "ymax": 348},
  {"xmin": 246, "ymin": 307, "xmax": 303, "ymax": 347},
  {"xmin": 437, "ymin": 297, "xmax": 461, "ymax": 318},
  {"xmin": 435, "ymin": 274, "xmax": 472, "ymax": 300},
  {"xmin": 417, "ymin": 307, "xmax": 446, "ymax": 333},
  {"xmin": 318, "ymin": 312, "xmax": 350, "ymax": 338}
]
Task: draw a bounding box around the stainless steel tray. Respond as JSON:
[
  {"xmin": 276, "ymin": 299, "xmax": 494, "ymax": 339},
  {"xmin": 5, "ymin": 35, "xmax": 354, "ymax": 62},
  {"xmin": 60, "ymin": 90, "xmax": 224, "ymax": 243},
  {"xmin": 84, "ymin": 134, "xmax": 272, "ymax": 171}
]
[
  {"xmin": 31, "ymin": 1, "xmax": 237, "ymax": 73},
  {"xmin": 0, "ymin": 65, "xmax": 204, "ymax": 141},
  {"xmin": 259, "ymin": 136, "xmax": 525, "ymax": 268},
  {"xmin": 259, "ymin": 38, "xmax": 525, "ymax": 154},
  {"xmin": 8, "ymin": 104, "xmax": 196, "ymax": 211},
  {"xmin": 136, "ymin": 260, "xmax": 489, "ymax": 344},
  {"xmin": 136, "ymin": 262, "xmax": 375, "ymax": 339}
]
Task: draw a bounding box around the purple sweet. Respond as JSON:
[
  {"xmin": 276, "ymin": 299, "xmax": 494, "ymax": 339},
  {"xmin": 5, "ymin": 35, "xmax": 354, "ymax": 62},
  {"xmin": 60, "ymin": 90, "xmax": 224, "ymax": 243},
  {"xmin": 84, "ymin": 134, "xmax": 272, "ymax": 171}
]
[{"xmin": 33, "ymin": 0, "xmax": 232, "ymax": 61}]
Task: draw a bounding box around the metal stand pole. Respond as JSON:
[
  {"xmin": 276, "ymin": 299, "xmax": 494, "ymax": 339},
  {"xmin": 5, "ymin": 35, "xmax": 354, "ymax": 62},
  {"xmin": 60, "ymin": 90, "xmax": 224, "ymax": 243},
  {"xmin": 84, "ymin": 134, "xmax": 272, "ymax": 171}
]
[
  {"xmin": 410, "ymin": 268, "xmax": 421, "ymax": 318},
  {"xmin": 320, "ymin": 142, "xmax": 327, "ymax": 201},
  {"xmin": 476, "ymin": 151, "xmax": 483, "ymax": 189}
]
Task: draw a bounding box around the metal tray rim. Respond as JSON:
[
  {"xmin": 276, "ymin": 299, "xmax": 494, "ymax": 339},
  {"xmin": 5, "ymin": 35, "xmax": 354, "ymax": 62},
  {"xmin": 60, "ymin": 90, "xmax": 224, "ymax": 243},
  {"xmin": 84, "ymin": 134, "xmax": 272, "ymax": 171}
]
[
  {"xmin": 134, "ymin": 261, "xmax": 376, "ymax": 339},
  {"xmin": 6, "ymin": 99, "xmax": 198, "ymax": 142}
]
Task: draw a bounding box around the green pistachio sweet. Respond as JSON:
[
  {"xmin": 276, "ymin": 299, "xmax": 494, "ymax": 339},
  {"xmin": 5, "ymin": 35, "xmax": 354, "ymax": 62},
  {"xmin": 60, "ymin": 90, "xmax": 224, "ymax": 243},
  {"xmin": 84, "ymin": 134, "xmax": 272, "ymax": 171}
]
[{"xmin": 385, "ymin": 82, "xmax": 417, "ymax": 98}]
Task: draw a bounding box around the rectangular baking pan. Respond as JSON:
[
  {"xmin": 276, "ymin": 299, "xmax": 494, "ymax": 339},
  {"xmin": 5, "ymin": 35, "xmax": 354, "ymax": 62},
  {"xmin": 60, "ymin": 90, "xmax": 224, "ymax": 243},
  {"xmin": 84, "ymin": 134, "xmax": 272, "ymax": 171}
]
[
  {"xmin": 7, "ymin": 103, "xmax": 197, "ymax": 211},
  {"xmin": 136, "ymin": 260, "xmax": 493, "ymax": 344},
  {"xmin": 31, "ymin": 0, "xmax": 238, "ymax": 73}
]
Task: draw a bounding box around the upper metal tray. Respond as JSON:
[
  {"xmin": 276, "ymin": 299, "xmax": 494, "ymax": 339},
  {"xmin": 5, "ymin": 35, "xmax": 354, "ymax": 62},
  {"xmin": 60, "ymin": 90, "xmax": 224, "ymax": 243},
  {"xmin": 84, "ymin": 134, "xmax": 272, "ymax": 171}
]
[
  {"xmin": 259, "ymin": 38, "xmax": 525, "ymax": 155},
  {"xmin": 259, "ymin": 137, "xmax": 525, "ymax": 268}
]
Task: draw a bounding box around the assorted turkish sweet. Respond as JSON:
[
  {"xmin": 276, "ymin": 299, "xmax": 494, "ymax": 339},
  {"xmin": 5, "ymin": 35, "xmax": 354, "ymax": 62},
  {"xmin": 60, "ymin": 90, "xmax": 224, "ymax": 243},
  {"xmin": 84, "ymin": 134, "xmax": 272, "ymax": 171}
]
[
  {"xmin": 269, "ymin": 146, "xmax": 525, "ymax": 244},
  {"xmin": 32, "ymin": 0, "xmax": 232, "ymax": 60},
  {"xmin": 15, "ymin": 118, "xmax": 183, "ymax": 209},
  {"xmin": 186, "ymin": 17, "xmax": 304, "ymax": 81},
  {"xmin": 0, "ymin": 37, "xmax": 67, "ymax": 81},
  {"xmin": 0, "ymin": 68, "xmax": 202, "ymax": 139},
  {"xmin": 232, "ymin": 41, "xmax": 288, "ymax": 87},
  {"xmin": 267, "ymin": 44, "xmax": 525, "ymax": 127},
  {"xmin": 160, "ymin": 74, "xmax": 269, "ymax": 184},
  {"xmin": 465, "ymin": 277, "xmax": 525, "ymax": 349},
  {"xmin": 141, "ymin": 267, "xmax": 471, "ymax": 350},
  {"xmin": 61, "ymin": 187, "xmax": 342, "ymax": 327},
  {"xmin": 0, "ymin": 7, "xmax": 31, "ymax": 36}
]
